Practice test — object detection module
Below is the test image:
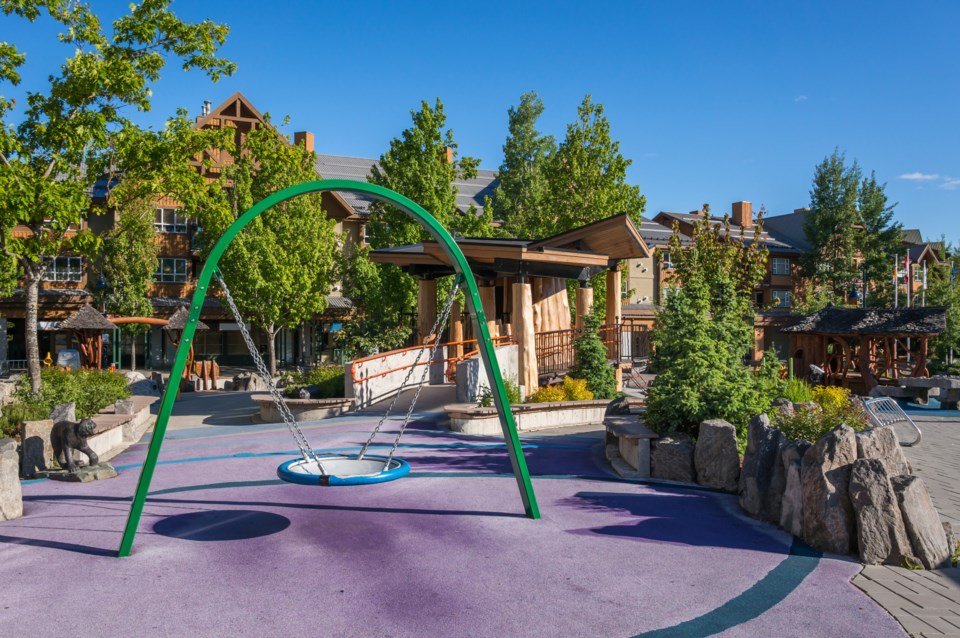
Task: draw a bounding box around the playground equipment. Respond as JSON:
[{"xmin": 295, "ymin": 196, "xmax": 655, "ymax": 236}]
[{"xmin": 117, "ymin": 180, "xmax": 540, "ymax": 557}]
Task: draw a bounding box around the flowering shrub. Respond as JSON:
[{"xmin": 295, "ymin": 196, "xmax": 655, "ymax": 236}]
[
  {"xmin": 527, "ymin": 376, "xmax": 595, "ymax": 403},
  {"xmin": 774, "ymin": 385, "xmax": 869, "ymax": 441}
]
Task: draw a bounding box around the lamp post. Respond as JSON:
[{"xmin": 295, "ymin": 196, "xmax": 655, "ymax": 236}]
[{"xmin": 95, "ymin": 274, "xmax": 110, "ymax": 313}]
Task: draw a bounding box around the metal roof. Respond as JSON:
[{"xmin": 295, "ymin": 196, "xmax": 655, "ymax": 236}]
[
  {"xmin": 656, "ymin": 211, "xmax": 802, "ymax": 253},
  {"xmin": 638, "ymin": 216, "xmax": 689, "ymax": 247},
  {"xmin": 901, "ymin": 228, "xmax": 923, "ymax": 245}
]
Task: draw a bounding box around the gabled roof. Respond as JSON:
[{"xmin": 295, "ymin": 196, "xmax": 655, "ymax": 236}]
[
  {"xmin": 313, "ymin": 154, "xmax": 498, "ymax": 217},
  {"xmin": 163, "ymin": 306, "xmax": 210, "ymax": 331},
  {"xmin": 528, "ymin": 213, "xmax": 651, "ymax": 259},
  {"xmin": 907, "ymin": 243, "xmax": 942, "ymax": 264},
  {"xmin": 61, "ymin": 304, "xmax": 116, "ymax": 331},
  {"xmin": 781, "ymin": 305, "xmax": 946, "ymax": 336},
  {"xmin": 901, "ymin": 228, "xmax": 923, "ymax": 245}
]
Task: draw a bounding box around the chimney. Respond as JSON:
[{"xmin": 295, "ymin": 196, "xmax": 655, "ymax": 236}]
[
  {"xmin": 443, "ymin": 146, "xmax": 454, "ymax": 164},
  {"xmin": 732, "ymin": 201, "xmax": 753, "ymax": 228},
  {"xmin": 794, "ymin": 207, "xmax": 811, "ymax": 215},
  {"xmin": 202, "ymin": 100, "xmax": 212, "ymax": 117},
  {"xmin": 294, "ymin": 131, "xmax": 315, "ymax": 153}
]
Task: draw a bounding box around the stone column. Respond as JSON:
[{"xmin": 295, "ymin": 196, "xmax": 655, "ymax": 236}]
[
  {"xmin": 511, "ymin": 278, "xmax": 538, "ymax": 396},
  {"xmin": 575, "ymin": 284, "xmax": 593, "ymax": 333},
  {"xmin": 418, "ymin": 278, "xmax": 437, "ymax": 343},
  {"xmin": 479, "ymin": 283, "xmax": 498, "ymax": 339}
]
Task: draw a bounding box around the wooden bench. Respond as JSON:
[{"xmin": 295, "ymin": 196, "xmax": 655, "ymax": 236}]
[{"xmin": 604, "ymin": 415, "xmax": 658, "ymax": 477}]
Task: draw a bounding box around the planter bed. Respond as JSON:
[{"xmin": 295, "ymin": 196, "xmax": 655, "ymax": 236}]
[
  {"xmin": 252, "ymin": 394, "xmax": 354, "ymax": 423},
  {"xmin": 445, "ymin": 400, "xmax": 611, "ymax": 436}
]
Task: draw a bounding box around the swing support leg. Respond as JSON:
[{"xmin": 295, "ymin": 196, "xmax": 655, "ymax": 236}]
[{"xmin": 117, "ymin": 180, "xmax": 540, "ymax": 557}]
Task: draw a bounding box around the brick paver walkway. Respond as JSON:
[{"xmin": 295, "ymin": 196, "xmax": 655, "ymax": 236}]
[{"xmin": 854, "ymin": 411, "xmax": 960, "ymax": 637}]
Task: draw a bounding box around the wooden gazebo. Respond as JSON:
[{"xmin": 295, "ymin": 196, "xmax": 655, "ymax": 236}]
[
  {"xmin": 61, "ymin": 303, "xmax": 117, "ymax": 369},
  {"xmin": 163, "ymin": 306, "xmax": 210, "ymax": 385},
  {"xmin": 781, "ymin": 305, "xmax": 947, "ymax": 392}
]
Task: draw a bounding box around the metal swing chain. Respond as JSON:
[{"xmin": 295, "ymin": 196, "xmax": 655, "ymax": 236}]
[
  {"xmin": 215, "ymin": 271, "xmax": 323, "ymax": 470},
  {"xmin": 358, "ymin": 277, "xmax": 461, "ymax": 461}
]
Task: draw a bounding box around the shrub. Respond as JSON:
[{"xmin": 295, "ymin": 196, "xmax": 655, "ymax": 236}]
[
  {"xmin": 570, "ymin": 314, "xmax": 616, "ymax": 400},
  {"xmin": 561, "ymin": 376, "xmax": 594, "ymax": 401},
  {"xmin": 783, "ymin": 378, "xmax": 814, "ymax": 403},
  {"xmin": 774, "ymin": 385, "xmax": 868, "ymax": 441},
  {"xmin": 478, "ymin": 377, "xmax": 523, "ymax": 407},
  {"xmin": 282, "ymin": 365, "xmax": 345, "ymax": 399}
]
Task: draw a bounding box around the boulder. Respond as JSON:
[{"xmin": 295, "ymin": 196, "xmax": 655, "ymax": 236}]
[
  {"xmin": 121, "ymin": 370, "xmax": 147, "ymax": 384},
  {"xmin": 49, "ymin": 401, "xmax": 75, "ymax": 424},
  {"xmin": 0, "ymin": 438, "xmax": 22, "ymax": 520},
  {"xmin": 779, "ymin": 440, "xmax": 812, "ymax": 537},
  {"xmin": 856, "ymin": 426, "xmax": 911, "ymax": 477},
  {"xmin": 694, "ymin": 419, "xmax": 740, "ymax": 492},
  {"xmin": 605, "ymin": 396, "xmax": 632, "ymax": 416},
  {"xmin": 772, "ymin": 398, "xmax": 795, "ymax": 418},
  {"xmin": 47, "ymin": 462, "xmax": 118, "ymax": 483},
  {"xmin": 849, "ymin": 459, "xmax": 914, "ymax": 565},
  {"xmin": 801, "ymin": 424, "xmax": 858, "ymax": 555},
  {"xmin": 20, "ymin": 419, "xmax": 54, "ymax": 478},
  {"xmin": 943, "ymin": 522, "xmax": 956, "ymax": 558},
  {"xmin": 232, "ymin": 372, "xmax": 269, "ymax": 392},
  {"xmin": 651, "ymin": 434, "xmax": 696, "ymax": 483},
  {"xmin": 892, "ymin": 475, "xmax": 951, "ymax": 569},
  {"xmin": 738, "ymin": 414, "xmax": 786, "ymax": 522}
]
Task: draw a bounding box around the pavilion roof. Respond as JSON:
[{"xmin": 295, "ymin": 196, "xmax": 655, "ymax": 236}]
[
  {"xmin": 60, "ymin": 304, "xmax": 116, "ymax": 331},
  {"xmin": 781, "ymin": 305, "xmax": 947, "ymax": 336},
  {"xmin": 163, "ymin": 306, "xmax": 210, "ymax": 331}
]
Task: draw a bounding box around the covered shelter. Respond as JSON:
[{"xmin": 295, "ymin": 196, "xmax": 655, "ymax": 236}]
[
  {"xmin": 781, "ymin": 305, "xmax": 947, "ymax": 393},
  {"xmin": 60, "ymin": 303, "xmax": 117, "ymax": 369},
  {"xmin": 370, "ymin": 213, "xmax": 651, "ymax": 393},
  {"xmin": 163, "ymin": 306, "xmax": 211, "ymax": 387}
]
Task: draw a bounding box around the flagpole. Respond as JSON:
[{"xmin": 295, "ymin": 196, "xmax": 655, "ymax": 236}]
[{"xmin": 894, "ymin": 254, "xmax": 899, "ymax": 308}]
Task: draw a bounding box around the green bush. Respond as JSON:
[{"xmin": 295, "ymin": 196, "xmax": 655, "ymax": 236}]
[
  {"xmin": 570, "ymin": 314, "xmax": 616, "ymax": 400},
  {"xmin": 478, "ymin": 377, "xmax": 523, "ymax": 407},
  {"xmin": 527, "ymin": 376, "xmax": 595, "ymax": 403},
  {"xmin": 774, "ymin": 386, "xmax": 869, "ymax": 441},
  {"xmin": 783, "ymin": 378, "xmax": 814, "ymax": 403},
  {"xmin": 0, "ymin": 368, "xmax": 131, "ymax": 437},
  {"xmin": 282, "ymin": 365, "xmax": 345, "ymax": 399}
]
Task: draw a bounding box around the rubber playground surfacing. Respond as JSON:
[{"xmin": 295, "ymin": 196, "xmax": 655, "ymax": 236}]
[{"xmin": 2, "ymin": 413, "xmax": 905, "ymax": 637}]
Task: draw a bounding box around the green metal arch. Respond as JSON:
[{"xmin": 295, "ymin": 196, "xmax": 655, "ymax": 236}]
[{"xmin": 118, "ymin": 179, "xmax": 540, "ymax": 557}]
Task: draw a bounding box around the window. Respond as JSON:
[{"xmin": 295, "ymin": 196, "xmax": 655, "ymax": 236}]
[
  {"xmin": 771, "ymin": 290, "xmax": 792, "ymax": 308},
  {"xmin": 755, "ymin": 290, "xmax": 765, "ymax": 306},
  {"xmin": 660, "ymin": 251, "xmax": 674, "ymax": 269},
  {"xmin": 771, "ymin": 257, "xmax": 791, "ymax": 276},
  {"xmin": 42, "ymin": 256, "xmax": 83, "ymax": 282},
  {"xmin": 155, "ymin": 207, "xmax": 188, "ymax": 233},
  {"xmin": 155, "ymin": 258, "xmax": 187, "ymax": 283}
]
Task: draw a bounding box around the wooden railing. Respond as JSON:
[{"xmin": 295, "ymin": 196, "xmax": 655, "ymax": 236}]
[{"xmin": 535, "ymin": 322, "xmax": 651, "ymax": 377}]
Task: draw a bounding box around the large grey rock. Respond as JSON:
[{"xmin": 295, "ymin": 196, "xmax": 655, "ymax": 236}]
[
  {"xmin": 605, "ymin": 396, "xmax": 632, "ymax": 416},
  {"xmin": 779, "ymin": 440, "xmax": 812, "ymax": 537},
  {"xmin": 738, "ymin": 414, "xmax": 786, "ymax": 522},
  {"xmin": 49, "ymin": 401, "xmax": 75, "ymax": 424},
  {"xmin": 892, "ymin": 475, "xmax": 951, "ymax": 569},
  {"xmin": 0, "ymin": 438, "xmax": 22, "ymax": 520},
  {"xmin": 849, "ymin": 459, "xmax": 914, "ymax": 565},
  {"xmin": 47, "ymin": 462, "xmax": 118, "ymax": 483},
  {"xmin": 651, "ymin": 435, "xmax": 696, "ymax": 483},
  {"xmin": 20, "ymin": 419, "xmax": 54, "ymax": 478},
  {"xmin": 694, "ymin": 419, "xmax": 740, "ymax": 492},
  {"xmin": 231, "ymin": 372, "xmax": 268, "ymax": 392},
  {"xmin": 856, "ymin": 426, "xmax": 911, "ymax": 477},
  {"xmin": 772, "ymin": 398, "xmax": 794, "ymax": 418},
  {"xmin": 801, "ymin": 424, "xmax": 858, "ymax": 555}
]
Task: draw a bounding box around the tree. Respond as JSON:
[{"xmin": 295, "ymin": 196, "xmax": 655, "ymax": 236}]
[
  {"xmin": 210, "ymin": 117, "xmax": 337, "ymax": 376},
  {"xmin": 494, "ymin": 91, "xmax": 556, "ymax": 239},
  {"xmin": 569, "ymin": 314, "xmax": 616, "ymax": 399},
  {"xmin": 645, "ymin": 215, "xmax": 776, "ymax": 438},
  {"xmin": 98, "ymin": 197, "xmax": 156, "ymax": 370},
  {"xmin": 801, "ymin": 150, "xmax": 901, "ymax": 306},
  {"xmin": 927, "ymin": 242, "xmax": 960, "ymax": 369},
  {"xmin": 0, "ymin": 0, "xmax": 234, "ymax": 393}
]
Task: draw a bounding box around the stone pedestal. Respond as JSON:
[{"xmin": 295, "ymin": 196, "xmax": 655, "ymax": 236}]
[
  {"xmin": 0, "ymin": 438, "xmax": 22, "ymax": 520},
  {"xmin": 20, "ymin": 419, "xmax": 54, "ymax": 478}
]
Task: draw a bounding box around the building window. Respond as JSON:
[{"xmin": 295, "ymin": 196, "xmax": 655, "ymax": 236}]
[
  {"xmin": 155, "ymin": 207, "xmax": 188, "ymax": 234},
  {"xmin": 771, "ymin": 290, "xmax": 792, "ymax": 308},
  {"xmin": 42, "ymin": 256, "xmax": 83, "ymax": 282},
  {"xmin": 660, "ymin": 251, "xmax": 674, "ymax": 269},
  {"xmin": 755, "ymin": 290, "xmax": 765, "ymax": 307},
  {"xmin": 155, "ymin": 258, "xmax": 188, "ymax": 283},
  {"xmin": 771, "ymin": 257, "xmax": 791, "ymax": 276}
]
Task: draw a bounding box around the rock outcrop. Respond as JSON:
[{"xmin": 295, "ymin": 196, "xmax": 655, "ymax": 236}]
[
  {"xmin": 694, "ymin": 419, "xmax": 740, "ymax": 492},
  {"xmin": 849, "ymin": 458, "xmax": 914, "ymax": 565},
  {"xmin": 651, "ymin": 435, "xmax": 696, "ymax": 483},
  {"xmin": 801, "ymin": 424, "xmax": 858, "ymax": 555},
  {"xmin": 892, "ymin": 475, "xmax": 952, "ymax": 569},
  {"xmin": 739, "ymin": 414, "xmax": 786, "ymax": 522}
]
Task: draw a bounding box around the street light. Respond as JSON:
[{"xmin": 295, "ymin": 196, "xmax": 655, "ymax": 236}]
[{"xmin": 95, "ymin": 274, "xmax": 109, "ymax": 313}]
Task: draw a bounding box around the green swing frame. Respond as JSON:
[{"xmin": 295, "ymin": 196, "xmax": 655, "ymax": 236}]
[{"xmin": 117, "ymin": 179, "xmax": 541, "ymax": 557}]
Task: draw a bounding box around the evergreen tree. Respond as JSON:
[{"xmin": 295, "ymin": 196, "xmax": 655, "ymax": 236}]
[
  {"xmin": 569, "ymin": 314, "xmax": 616, "ymax": 399},
  {"xmin": 494, "ymin": 91, "xmax": 556, "ymax": 239}
]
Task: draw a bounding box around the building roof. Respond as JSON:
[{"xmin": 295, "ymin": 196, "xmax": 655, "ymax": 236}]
[
  {"xmin": 637, "ymin": 216, "xmax": 690, "ymax": 247},
  {"xmin": 60, "ymin": 303, "xmax": 116, "ymax": 331},
  {"xmin": 655, "ymin": 211, "xmax": 803, "ymax": 254},
  {"xmin": 763, "ymin": 209, "xmax": 813, "ymax": 252},
  {"xmin": 901, "ymin": 228, "xmax": 923, "ymax": 245},
  {"xmin": 313, "ymin": 154, "xmax": 498, "ymax": 217},
  {"xmin": 781, "ymin": 305, "xmax": 947, "ymax": 336},
  {"xmin": 528, "ymin": 213, "xmax": 651, "ymax": 259},
  {"xmin": 163, "ymin": 306, "xmax": 210, "ymax": 331},
  {"xmin": 907, "ymin": 243, "xmax": 941, "ymax": 264}
]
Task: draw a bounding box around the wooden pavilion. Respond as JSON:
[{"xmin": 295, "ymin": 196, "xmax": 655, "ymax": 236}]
[
  {"xmin": 163, "ymin": 306, "xmax": 211, "ymax": 387},
  {"xmin": 781, "ymin": 305, "xmax": 947, "ymax": 393},
  {"xmin": 370, "ymin": 213, "xmax": 651, "ymax": 393},
  {"xmin": 60, "ymin": 303, "xmax": 117, "ymax": 369}
]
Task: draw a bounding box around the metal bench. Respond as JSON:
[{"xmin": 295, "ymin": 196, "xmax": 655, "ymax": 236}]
[{"xmin": 863, "ymin": 397, "xmax": 922, "ymax": 447}]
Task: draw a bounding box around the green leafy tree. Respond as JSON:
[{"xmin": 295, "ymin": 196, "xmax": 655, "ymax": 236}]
[
  {"xmin": 494, "ymin": 91, "xmax": 556, "ymax": 239},
  {"xmin": 569, "ymin": 314, "xmax": 616, "ymax": 399},
  {"xmin": 210, "ymin": 117, "xmax": 337, "ymax": 376},
  {"xmin": 0, "ymin": 0, "xmax": 233, "ymax": 393},
  {"xmin": 646, "ymin": 215, "xmax": 775, "ymax": 437},
  {"xmin": 927, "ymin": 242, "xmax": 960, "ymax": 368}
]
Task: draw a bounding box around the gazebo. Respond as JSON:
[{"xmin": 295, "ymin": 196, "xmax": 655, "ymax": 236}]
[
  {"xmin": 60, "ymin": 303, "xmax": 117, "ymax": 369},
  {"xmin": 163, "ymin": 306, "xmax": 210, "ymax": 384},
  {"xmin": 781, "ymin": 304, "xmax": 947, "ymax": 392}
]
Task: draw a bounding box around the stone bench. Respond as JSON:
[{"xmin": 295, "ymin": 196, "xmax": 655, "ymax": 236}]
[{"xmin": 604, "ymin": 415, "xmax": 658, "ymax": 477}]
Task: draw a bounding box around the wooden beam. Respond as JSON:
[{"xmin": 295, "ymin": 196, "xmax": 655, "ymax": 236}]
[
  {"xmin": 417, "ymin": 279, "xmax": 437, "ymax": 343},
  {"xmin": 575, "ymin": 285, "xmax": 593, "ymax": 333}
]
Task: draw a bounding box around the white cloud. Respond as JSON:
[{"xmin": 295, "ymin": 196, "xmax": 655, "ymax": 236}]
[
  {"xmin": 898, "ymin": 172, "xmax": 941, "ymax": 181},
  {"xmin": 940, "ymin": 178, "xmax": 960, "ymax": 190},
  {"xmin": 793, "ymin": 95, "xmax": 808, "ymax": 102}
]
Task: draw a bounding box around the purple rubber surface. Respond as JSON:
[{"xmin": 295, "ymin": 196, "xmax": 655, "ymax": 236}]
[{"xmin": 1, "ymin": 417, "xmax": 905, "ymax": 637}]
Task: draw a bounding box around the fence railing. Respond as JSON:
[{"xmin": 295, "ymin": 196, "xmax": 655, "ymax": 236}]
[
  {"xmin": 0, "ymin": 359, "xmax": 28, "ymax": 377},
  {"xmin": 536, "ymin": 322, "xmax": 651, "ymax": 377}
]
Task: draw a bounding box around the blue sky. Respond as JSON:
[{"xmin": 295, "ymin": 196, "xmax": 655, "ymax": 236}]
[{"xmin": 3, "ymin": 0, "xmax": 958, "ymax": 243}]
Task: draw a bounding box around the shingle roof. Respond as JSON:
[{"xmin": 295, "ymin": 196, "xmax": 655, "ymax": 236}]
[
  {"xmin": 781, "ymin": 305, "xmax": 946, "ymax": 336},
  {"xmin": 656, "ymin": 211, "xmax": 802, "ymax": 253},
  {"xmin": 313, "ymin": 154, "xmax": 498, "ymax": 216},
  {"xmin": 61, "ymin": 303, "xmax": 116, "ymax": 331},
  {"xmin": 163, "ymin": 306, "xmax": 210, "ymax": 331}
]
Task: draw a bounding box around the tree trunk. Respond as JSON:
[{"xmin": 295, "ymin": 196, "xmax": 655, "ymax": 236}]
[
  {"xmin": 265, "ymin": 324, "xmax": 278, "ymax": 377},
  {"xmin": 24, "ymin": 272, "xmax": 41, "ymax": 395},
  {"xmin": 130, "ymin": 331, "xmax": 137, "ymax": 371}
]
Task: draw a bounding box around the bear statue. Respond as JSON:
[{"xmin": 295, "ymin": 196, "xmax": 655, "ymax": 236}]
[{"xmin": 50, "ymin": 418, "xmax": 99, "ymax": 473}]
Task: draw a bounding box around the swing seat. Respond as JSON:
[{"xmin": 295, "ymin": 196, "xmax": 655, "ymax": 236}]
[{"xmin": 277, "ymin": 454, "xmax": 410, "ymax": 486}]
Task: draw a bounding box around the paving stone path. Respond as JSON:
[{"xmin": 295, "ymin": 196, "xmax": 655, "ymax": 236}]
[{"xmin": 854, "ymin": 410, "xmax": 960, "ymax": 637}]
